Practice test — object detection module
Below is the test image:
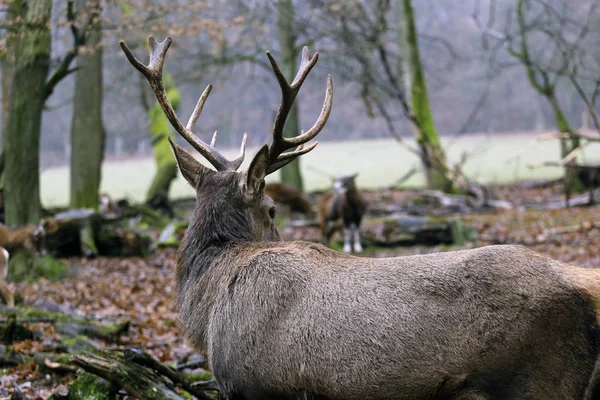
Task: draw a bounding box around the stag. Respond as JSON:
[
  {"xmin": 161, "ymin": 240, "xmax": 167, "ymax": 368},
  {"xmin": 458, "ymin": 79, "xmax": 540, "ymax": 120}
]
[
  {"xmin": 121, "ymin": 36, "xmax": 600, "ymax": 400},
  {"xmin": 317, "ymin": 173, "xmax": 366, "ymax": 253}
]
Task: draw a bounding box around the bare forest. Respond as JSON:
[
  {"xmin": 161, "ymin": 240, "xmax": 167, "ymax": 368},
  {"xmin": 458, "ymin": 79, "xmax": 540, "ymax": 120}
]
[{"xmin": 2, "ymin": 0, "xmax": 600, "ymax": 398}]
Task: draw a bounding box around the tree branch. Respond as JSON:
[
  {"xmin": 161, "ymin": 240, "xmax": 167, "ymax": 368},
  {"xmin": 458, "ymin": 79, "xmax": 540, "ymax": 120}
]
[{"xmin": 44, "ymin": 0, "xmax": 99, "ymax": 100}]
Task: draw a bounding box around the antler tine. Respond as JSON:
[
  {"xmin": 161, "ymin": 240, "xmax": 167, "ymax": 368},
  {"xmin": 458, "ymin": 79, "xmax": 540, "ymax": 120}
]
[
  {"xmin": 265, "ymin": 47, "xmax": 331, "ymax": 175},
  {"xmin": 285, "ymin": 74, "xmax": 333, "ymax": 147},
  {"xmin": 120, "ymin": 36, "xmax": 246, "ymax": 172},
  {"xmin": 265, "ymin": 142, "xmax": 319, "ymax": 175},
  {"xmin": 231, "ymin": 133, "xmax": 248, "ymax": 171},
  {"xmin": 291, "ymin": 46, "xmax": 319, "ymax": 89}
]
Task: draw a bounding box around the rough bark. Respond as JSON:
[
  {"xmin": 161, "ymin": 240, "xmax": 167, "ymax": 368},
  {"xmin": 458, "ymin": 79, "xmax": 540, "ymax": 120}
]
[
  {"xmin": 70, "ymin": 0, "xmax": 106, "ymax": 210},
  {"xmin": 397, "ymin": 0, "xmax": 454, "ymax": 193},
  {"xmin": 277, "ymin": 0, "xmax": 304, "ymax": 191},
  {"xmin": 145, "ymin": 74, "xmax": 179, "ymax": 207},
  {"xmin": 3, "ymin": 0, "xmax": 51, "ymax": 226}
]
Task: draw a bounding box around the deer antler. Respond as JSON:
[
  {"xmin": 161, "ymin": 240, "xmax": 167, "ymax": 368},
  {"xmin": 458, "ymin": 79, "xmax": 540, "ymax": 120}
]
[
  {"xmin": 119, "ymin": 36, "xmax": 247, "ymax": 172},
  {"xmin": 266, "ymin": 46, "xmax": 333, "ymax": 175}
]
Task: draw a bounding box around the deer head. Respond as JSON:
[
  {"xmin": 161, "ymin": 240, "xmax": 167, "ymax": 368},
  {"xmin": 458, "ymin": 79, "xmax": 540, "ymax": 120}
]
[
  {"xmin": 120, "ymin": 37, "xmax": 332, "ymax": 244},
  {"xmin": 333, "ymin": 173, "xmax": 359, "ymax": 194}
]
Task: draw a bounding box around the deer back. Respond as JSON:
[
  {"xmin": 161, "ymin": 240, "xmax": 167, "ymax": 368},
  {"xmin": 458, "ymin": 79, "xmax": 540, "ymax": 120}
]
[
  {"xmin": 0, "ymin": 223, "xmax": 45, "ymax": 255},
  {"xmin": 187, "ymin": 243, "xmax": 600, "ymax": 399}
]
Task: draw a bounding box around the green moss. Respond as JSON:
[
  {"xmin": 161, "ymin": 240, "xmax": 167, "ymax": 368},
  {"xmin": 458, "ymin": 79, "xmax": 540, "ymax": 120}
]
[
  {"xmin": 183, "ymin": 370, "xmax": 213, "ymax": 382},
  {"xmin": 19, "ymin": 308, "xmax": 74, "ymax": 323},
  {"xmin": 163, "ymin": 318, "xmax": 177, "ymax": 327},
  {"xmin": 60, "ymin": 335, "xmax": 100, "ymax": 354},
  {"xmin": 8, "ymin": 252, "xmax": 68, "ymax": 283},
  {"xmin": 63, "ymin": 370, "xmax": 117, "ymax": 400}
]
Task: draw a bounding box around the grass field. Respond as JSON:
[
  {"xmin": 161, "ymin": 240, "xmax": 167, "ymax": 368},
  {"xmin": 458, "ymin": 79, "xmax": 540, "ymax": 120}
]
[{"xmin": 40, "ymin": 132, "xmax": 600, "ymax": 207}]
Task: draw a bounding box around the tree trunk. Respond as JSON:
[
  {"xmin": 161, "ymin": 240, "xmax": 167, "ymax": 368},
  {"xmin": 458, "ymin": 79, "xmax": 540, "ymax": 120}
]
[
  {"xmin": 547, "ymin": 93, "xmax": 581, "ymax": 199},
  {"xmin": 397, "ymin": 0, "xmax": 454, "ymax": 193},
  {"xmin": 548, "ymin": 94, "xmax": 579, "ymax": 161},
  {"xmin": 3, "ymin": 0, "xmax": 51, "ymax": 226},
  {"xmin": 1, "ymin": 62, "xmax": 11, "ymax": 135},
  {"xmin": 70, "ymin": 0, "xmax": 106, "ymax": 210},
  {"xmin": 145, "ymin": 74, "xmax": 179, "ymax": 206},
  {"xmin": 276, "ymin": 0, "xmax": 304, "ymax": 191}
]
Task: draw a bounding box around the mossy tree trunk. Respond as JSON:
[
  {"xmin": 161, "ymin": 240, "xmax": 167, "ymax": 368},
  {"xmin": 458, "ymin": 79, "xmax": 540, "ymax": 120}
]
[
  {"xmin": 1, "ymin": 63, "xmax": 11, "ymax": 135},
  {"xmin": 3, "ymin": 0, "xmax": 52, "ymax": 226},
  {"xmin": 145, "ymin": 74, "xmax": 180, "ymax": 204},
  {"xmin": 513, "ymin": 0, "xmax": 580, "ymax": 193},
  {"xmin": 70, "ymin": 0, "xmax": 106, "ymax": 210},
  {"xmin": 397, "ymin": 0, "xmax": 454, "ymax": 193},
  {"xmin": 276, "ymin": 0, "xmax": 304, "ymax": 192}
]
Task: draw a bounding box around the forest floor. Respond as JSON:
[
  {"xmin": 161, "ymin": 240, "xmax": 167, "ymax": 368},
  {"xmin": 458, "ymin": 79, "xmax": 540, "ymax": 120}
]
[{"xmin": 3, "ymin": 181, "xmax": 600, "ymax": 398}]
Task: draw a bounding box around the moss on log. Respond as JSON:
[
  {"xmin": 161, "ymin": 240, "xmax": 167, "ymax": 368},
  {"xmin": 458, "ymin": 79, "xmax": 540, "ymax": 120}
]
[
  {"xmin": 71, "ymin": 349, "xmax": 215, "ymax": 400},
  {"xmin": 48, "ymin": 370, "xmax": 117, "ymax": 400}
]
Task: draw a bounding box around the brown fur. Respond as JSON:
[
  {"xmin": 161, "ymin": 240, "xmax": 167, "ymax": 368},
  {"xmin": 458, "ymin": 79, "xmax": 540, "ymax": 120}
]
[
  {"xmin": 99, "ymin": 193, "xmax": 119, "ymax": 215},
  {"xmin": 317, "ymin": 174, "xmax": 367, "ymax": 252},
  {"xmin": 0, "ymin": 223, "xmax": 45, "ymax": 306},
  {"xmin": 265, "ymin": 183, "xmax": 313, "ymax": 217},
  {"xmin": 0, "ymin": 223, "xmax": 45, "ymax": 256}
]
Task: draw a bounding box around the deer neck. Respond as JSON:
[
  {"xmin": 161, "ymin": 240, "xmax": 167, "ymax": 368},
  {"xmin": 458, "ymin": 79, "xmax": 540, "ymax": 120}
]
[{"xmin": 174, "ymin": 204, "xmax": 257, "ymax": 348}]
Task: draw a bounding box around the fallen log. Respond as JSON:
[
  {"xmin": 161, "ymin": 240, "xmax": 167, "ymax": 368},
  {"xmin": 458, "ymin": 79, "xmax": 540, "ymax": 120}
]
[
  {"xmin": 42, "ymin": 209, "xmax": 151, "ymax": 258},
  {"xmin": 361, "ymin": 214, "xmax": 476, "ymax": 247},
  {"xmin": 71, "ymin": 349, "xmax": 214, "ymax": 400},
  {"xmin": 0, "ymin": 305, "xmax": 130, "ymax": 347}
]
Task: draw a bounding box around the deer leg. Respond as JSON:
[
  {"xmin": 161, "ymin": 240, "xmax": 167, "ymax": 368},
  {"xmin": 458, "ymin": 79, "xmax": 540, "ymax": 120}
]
[
  {"xmin": 352, "ymin": 224, "xmax": 363, "ymax": 253},
  {"xmin": 343, "ymin": 226, "xmax": 352, "ymax": 253},
  {"xmin": 0, "ymin": 248, "xmax": 13, "ymax": 306}
]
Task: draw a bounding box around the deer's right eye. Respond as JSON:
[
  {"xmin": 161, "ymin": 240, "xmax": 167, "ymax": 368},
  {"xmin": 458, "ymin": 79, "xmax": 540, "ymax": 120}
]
[{"xmin": 268, "ymin": 207, "xmax": 276, "ymax": 219}]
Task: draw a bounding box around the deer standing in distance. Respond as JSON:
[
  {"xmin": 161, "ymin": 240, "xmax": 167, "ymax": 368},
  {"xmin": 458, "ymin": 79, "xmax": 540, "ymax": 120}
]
[
  {"xmin": 0, "ymin": 223, "xmax": 46, "ymax": 306},
  {"xmin": 121, "ymin": 35, "xmax": 600, "ymax": 400},
  {"xmin": 317, "ymin": 173, "xmax": 366, "ymax": 253},
  {"xmin": 264, "ymin": 182, "xmax": 313, "ymax": 218}
]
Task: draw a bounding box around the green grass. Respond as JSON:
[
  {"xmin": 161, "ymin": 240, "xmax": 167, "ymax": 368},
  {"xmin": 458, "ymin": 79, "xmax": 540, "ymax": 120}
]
[{"xmin": 41, "ymin": 132, "xmax": 600, "ymax": 207}]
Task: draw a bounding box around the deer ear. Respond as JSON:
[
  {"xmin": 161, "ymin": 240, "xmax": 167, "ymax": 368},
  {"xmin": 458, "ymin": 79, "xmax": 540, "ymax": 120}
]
[
  {"xmin": 168, "ymin": 138, "xmax": 210, "ymax": 188},
  {"xmin": 245, "ymin": 145, "xmax": 269, "ymax": 198}
]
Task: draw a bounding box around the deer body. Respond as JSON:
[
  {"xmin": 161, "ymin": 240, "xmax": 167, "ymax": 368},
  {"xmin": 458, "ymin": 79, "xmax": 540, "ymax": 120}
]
[
  {"xmin": 318, "ymin": 174, "xmax": 366, "ymax": 253},
  {"xmin": 265, "ymin": 182, "xmax": 313, "ymax": 217},
  {"xmin": 0, "ymin": 223, "xmax": 45, "ymax": 255},
  {"xmin": 0, "ymin": 223, "xmax": 45, "ymax": 306},
  {"xmin": 177, "ymin": 241, "xmax": 600, "ymax": 399},
  {"xmin": 121, "ymin": 36, "xmax": 600, "ymax": 400}
]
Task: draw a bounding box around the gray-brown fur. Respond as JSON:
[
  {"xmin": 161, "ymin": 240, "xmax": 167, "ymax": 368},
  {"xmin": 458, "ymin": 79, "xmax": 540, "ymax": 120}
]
[
  {"xmin": 317, "ymin": 174, "xmax": 366, "ymax": 253},
  {"xmin": 176, "ymin": 173, "xmax": 600, "ymax": 399},
  {"xmin": 123, "ymin": 36, "xmax": 600, "ymax": 400}
]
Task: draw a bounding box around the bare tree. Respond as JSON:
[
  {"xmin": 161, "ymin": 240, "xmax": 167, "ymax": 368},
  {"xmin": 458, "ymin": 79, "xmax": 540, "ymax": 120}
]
[{"xmin": 475, "ymin": 0, "xmax": 600, "ymax": 195}]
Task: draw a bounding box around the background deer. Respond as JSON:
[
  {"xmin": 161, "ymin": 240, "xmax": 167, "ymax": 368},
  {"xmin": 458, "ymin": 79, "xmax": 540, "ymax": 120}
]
[
  {"xmin": 317, "ymin": 173, "xmax": 366, "ymax": 253},
  {"xmin": 122, "ymin": 36, "xmax": 600, "ymax": 400},
  {"xmin": 264, "ymin": 182, "xmax": 313, "ymax": 218},
  {"xmin": 0, "ymin": 222, "xmax": 45, "ymax": 306}
]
